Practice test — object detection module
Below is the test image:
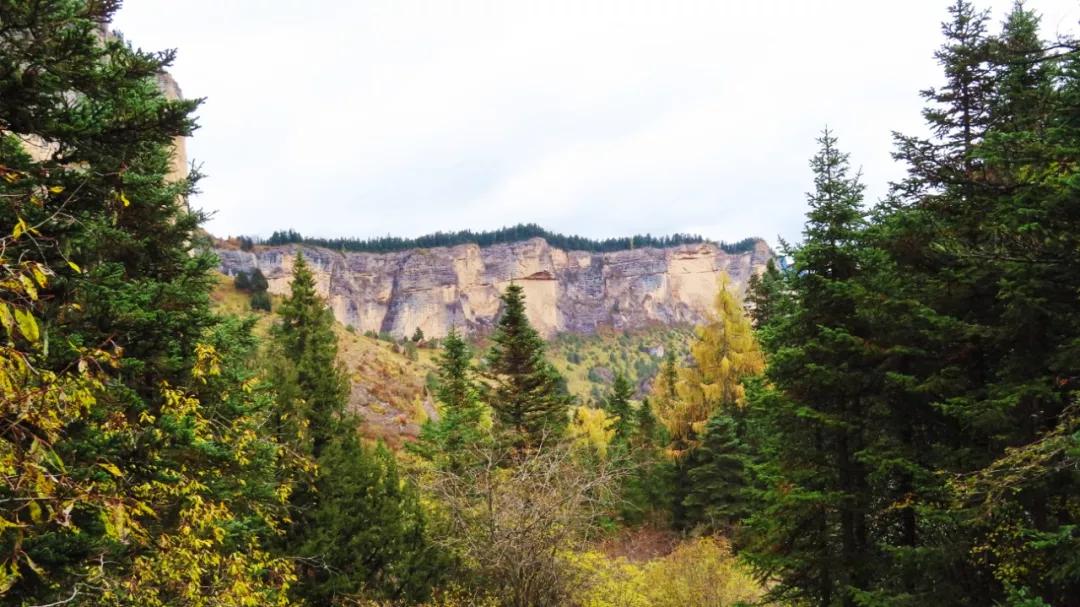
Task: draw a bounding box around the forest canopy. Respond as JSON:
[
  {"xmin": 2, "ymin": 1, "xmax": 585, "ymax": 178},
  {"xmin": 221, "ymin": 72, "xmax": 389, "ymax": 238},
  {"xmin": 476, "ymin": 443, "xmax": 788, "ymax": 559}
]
[{"xmin": 256, "ymin": 223, "xmax": 760, "ymax": 254}]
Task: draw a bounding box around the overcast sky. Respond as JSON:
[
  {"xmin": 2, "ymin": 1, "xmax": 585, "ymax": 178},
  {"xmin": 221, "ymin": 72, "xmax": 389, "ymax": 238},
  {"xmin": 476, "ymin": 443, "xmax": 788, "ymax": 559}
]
[{"xmin": 113, "ymin": 1, "xmax": 1079, "ymax": 248}]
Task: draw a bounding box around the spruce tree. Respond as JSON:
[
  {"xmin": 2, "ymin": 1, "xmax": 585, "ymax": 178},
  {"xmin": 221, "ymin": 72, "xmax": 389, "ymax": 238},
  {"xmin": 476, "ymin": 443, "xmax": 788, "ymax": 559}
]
[
  {"xmin": 270, "ymin": 253, "xmax": 443, "ymax": 603},
  {"xmin": 744, "ymin": 257, "xmax": 783, "ymax": 329},
  {"xmin": 413, "ymin": 328, "xmax": 488, "ymax": 470},
  {"xmin": 604, "ymin": 373, "xmax": 636, "ymax": 443},
  {"xmin": 743, "ymin": 130, "xmax": 881, "ymax": 606},
  {"xmin": 0, "ymin": 3, "xmax": 296, "ymax": 603},
  {"xmin": 249, "ymin": 267, "xmax": 269, "ymax": 292},
  {"xmin": 272, "ymin": 252, "xmax": 348, "ymax": 458},
  {"xmin": 485, "ymin": 283, "xmax": 571, "ymax": 447},
  {"xmin": 299, "ymin": 435, "xmax": 445, "ymax": 604},
  {"xmin": 682, "ymin": 413, "xmax": 748, "ymax": 532},
  {"xmin": 234, "ymin": 270, "xmax": 252, "ymax": 290}
]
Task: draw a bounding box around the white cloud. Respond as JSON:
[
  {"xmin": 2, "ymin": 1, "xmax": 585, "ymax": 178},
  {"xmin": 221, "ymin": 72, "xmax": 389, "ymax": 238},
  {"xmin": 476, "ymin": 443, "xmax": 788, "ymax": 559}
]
[{"xmin": 113, "ymin": 0, "xmax": 1080, "ymax": 248}]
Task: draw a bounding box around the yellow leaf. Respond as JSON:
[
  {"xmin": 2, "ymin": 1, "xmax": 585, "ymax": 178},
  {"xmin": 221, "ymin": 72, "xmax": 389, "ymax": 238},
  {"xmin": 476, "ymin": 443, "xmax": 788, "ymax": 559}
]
[
  {"xmin": 30, "ymin": 265, "xmax": 48, "ymax": 288},
  {"xmin": 12, "ymin": 218, "xmax": 26, "ymax": 240},
  {"xmin": 17, "ymin": 275, "xmax": 37, "ymax": 301},
  {"xmin": 0, "ymin": 303, "xmax": 13, "ymax": 337},
  {"xmin": 27, "ymin": 501, "xmax": 42, "ymax": 523},
  {"xmin": 98, "ymin": 462, "xmax": 123, "ymax": 477},
  {"xmin": 67, "ymin": 260, "xmax": 81, "ymax": 273},
  {"xmin": 13, "ymin": 308, "xmax": 39, "ymax": 343},
  {"xmin": 120, "ymin": 191, "xmax": 131, "ymax": 207},
  {"xmin": 48, "ymin": 185, "xmax": 64, "ymax": 194}
]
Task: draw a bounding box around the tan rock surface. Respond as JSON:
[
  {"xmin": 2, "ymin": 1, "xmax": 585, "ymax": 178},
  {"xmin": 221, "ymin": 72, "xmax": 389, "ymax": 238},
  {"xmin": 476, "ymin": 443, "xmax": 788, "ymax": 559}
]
[{"xmin": 216, "ymin": 237, "xmax": 773, "ymax": 338}]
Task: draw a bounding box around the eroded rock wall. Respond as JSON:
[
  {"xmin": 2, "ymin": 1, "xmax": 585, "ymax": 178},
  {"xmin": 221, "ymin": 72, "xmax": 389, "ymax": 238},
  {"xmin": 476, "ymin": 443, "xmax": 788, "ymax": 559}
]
[{"xmin": 216, "ymin": 237, "xmax": 772, "ymax": 338}]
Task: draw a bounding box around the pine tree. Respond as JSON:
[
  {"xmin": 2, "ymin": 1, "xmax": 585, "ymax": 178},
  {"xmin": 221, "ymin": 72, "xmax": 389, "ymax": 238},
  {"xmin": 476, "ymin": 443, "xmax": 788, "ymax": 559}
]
[
  {"xmin": 604, "ymin": 373, "xmax": 636, "ymax": 443},
  {"xmin": 743, "ymin": 130, "xmax": 881, "ymax": 606},
  {"xmin": 272, "ymin": 252, "xmax": 348, "ymax": 458},
  {"xmin": 413, "ymin": 328, "xmax": 488, "ymax": 470},
  {"xmin": 485, "ymin": 283, "xmax": 571, "ymax": 447},
  {"xmin": 412, "ymin": 326, "xmax": 426, "ymax": 342},
  {"xmin": 0, "ymin": 4, "xmax": 295, "ymax": 602},
  {"xmin": 682, "ymin": 413, "xmax": 748, "ymax": 532}
]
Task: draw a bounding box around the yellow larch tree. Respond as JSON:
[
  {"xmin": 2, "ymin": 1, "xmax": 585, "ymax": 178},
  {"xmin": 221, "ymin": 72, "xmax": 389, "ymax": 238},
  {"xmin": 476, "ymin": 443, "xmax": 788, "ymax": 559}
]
[{"xmin": 658, "ymin": 273, "xmax": 764, "ymax": 453}]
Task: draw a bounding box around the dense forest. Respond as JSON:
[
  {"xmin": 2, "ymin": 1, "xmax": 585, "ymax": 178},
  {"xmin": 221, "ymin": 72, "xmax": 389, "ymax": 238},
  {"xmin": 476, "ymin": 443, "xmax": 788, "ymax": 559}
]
[
  {"xmin": 254, "ymin": 224, "xmax": 759, "ymax": 255},
  {"xmin": 2, "ymin": 1, "xmax": 1079, "ymax": 606}
]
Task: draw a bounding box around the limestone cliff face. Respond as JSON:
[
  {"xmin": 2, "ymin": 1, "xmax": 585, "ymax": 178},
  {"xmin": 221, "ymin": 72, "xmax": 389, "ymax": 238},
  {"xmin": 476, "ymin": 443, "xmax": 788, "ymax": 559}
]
[{"xmin": 216, "ymin": 238, "xmax": 773, "ymax": 338}]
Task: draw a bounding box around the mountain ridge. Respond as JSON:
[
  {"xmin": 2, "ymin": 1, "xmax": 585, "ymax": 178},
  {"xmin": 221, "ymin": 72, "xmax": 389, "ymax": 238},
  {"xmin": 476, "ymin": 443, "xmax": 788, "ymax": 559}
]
[{"xmin": 215, "ymin": 235, "xmax": 773, "ymax": 339}]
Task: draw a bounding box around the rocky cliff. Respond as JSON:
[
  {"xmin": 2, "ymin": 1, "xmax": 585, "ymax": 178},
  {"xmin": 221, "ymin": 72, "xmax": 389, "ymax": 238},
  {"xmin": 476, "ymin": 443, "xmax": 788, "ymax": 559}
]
[{"xmin": 215, "ymin": 237, "xmax": 773, "ymax": 338}]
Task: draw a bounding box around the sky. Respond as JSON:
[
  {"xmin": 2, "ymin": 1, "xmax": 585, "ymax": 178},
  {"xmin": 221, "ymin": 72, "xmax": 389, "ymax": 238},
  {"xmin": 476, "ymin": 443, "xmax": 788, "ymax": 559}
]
[{"xmin": 112, "ymin": 0, "xmax": 1080, "ymax": 249}]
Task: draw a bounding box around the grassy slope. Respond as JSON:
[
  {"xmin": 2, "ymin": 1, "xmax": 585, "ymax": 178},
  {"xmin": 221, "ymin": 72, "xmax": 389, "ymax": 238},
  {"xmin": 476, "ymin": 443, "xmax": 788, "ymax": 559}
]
[
  {"xmin": 547, "ymin": 326, "xmax": 694, "ymax": 406},
  {"xmin": 210, "ymin": 273, "xmax": 439, "ymax": 447},
  {"xmin": 211, "ymin": 272, "xmax": 696, "ymax": 446}
]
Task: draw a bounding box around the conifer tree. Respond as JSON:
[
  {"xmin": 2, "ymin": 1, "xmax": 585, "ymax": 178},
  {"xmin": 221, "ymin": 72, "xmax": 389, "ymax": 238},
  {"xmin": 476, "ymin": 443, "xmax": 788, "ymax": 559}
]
[
  {"xmin": 270, "ymin": 253, "xmax": 443, "ymax": 603},
  {"xmin": 744, "ymin": 257, "xmax": 783, "ymax": 329},
  {"xmin": 743, "ymin": 130, "xmax": 881, "ymax": 606},
  {"xmin": 413, "ymin": 328, "xmax": 488, "ymax": 470},
  {"xmin": 682, "ymin": 413, "xmax": 748, "ymax": 532},
  {"xmin": 300, "ymin": 435, "xmax": 445, "ymax": 604},
  {"xmin": 604, "ymin": 373, "xmax": 636, "ymax": 443},
  {"xmin": 485, "ymin": 283, "xmax": 571, "ymax": 447},
  {"xmin": 635, "ymin": 396, "xmax": 660, "ymax": 446},
  {"xmin": 249, "ymin": 267, "xmax": 269, "ymax": 292},
  {"xmin": 234, "ymin": 270, "xmax": 252, "ymax": 290},
  {"xmin": 0, "ymin": 3, "xmax": 296, "ymax": 602},
  {"xmin": 658, "ymin": 273, "xmax": 763, "ymax": 454},
  {"xmin": 272, "ymin": 252, "xmax": 348, "ymax": 458}
]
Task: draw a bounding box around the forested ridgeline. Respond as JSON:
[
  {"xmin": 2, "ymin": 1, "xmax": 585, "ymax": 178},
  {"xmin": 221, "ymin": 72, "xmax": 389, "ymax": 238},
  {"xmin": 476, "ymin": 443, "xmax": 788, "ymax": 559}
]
[
  {"xmin": 2, "ymin": 1, "xmax": 1079, "ymax": 606},
  {"xmin": 242, "ymin": 224, "xmax": 760, "ymax": 255}
]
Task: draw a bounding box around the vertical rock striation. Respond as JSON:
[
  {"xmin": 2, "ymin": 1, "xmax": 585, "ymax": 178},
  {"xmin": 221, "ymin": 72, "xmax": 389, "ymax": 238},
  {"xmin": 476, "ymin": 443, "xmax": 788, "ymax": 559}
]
[{"xmin": 216, "ymin": 237, "xmax": 773, "ymax": 338}]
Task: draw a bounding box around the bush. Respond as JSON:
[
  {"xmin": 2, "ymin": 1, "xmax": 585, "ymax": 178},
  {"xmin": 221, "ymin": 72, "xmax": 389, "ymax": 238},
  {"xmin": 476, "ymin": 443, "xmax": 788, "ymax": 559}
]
[
  {"xmin": 249, "ymin": 268, "xmax": 269, "ymax": 292},
  {"xmin": 250, "ymin": 290, "xmax": 272, "ymax": 312},
  {"xmin": 569, "ymin": 537, "xmax": 762, "ymax": 607},
  {"xmin": 233, "ymin": 270, "xmax": 251, "ymax": 291}
]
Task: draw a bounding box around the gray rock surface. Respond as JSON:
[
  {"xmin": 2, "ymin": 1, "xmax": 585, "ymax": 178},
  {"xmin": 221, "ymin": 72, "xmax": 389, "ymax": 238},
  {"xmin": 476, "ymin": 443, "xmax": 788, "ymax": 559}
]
[{"xmin": 216, "ymin": 237, "xmax": 773, "ymax": 338}]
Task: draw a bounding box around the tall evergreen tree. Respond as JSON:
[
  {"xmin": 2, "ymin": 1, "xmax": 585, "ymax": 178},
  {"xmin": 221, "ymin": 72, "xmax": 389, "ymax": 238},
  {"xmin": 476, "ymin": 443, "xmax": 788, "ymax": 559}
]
[
  {"xmin": 0, "ymin": 3, "xmax": 296, "ymax": 603},
  {"xmin": 682, "ymin": 413, "xmax": 748, "ymax": 533},
  {"xmin": 413, "ymin": 328, "xmax": 488, "ymax": 470},
  {"xmin": 270, "ymin": 253, "xmax": 443, "ymax": 603},
  {"xmin": 744, "ymin": 257, "xmax": 784, "ymax": 329},
  {"xmin": 604, "ymin": 373, "xmax": 636, "ymax": 443},
  {"xmin": 272, "ymin": 252, "xmax": 348, "ymax": 458},
  {"xmin": 485, "ymin": 283, "xmax": 571, "ymax": 448},
  {"xmin": 743, "ymin": 130, "xmax": 882, "ymax": 607}
]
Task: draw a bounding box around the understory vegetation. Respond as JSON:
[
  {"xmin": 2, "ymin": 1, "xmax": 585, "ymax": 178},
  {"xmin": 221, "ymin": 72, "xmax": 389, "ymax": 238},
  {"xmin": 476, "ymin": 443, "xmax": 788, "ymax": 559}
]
[{"xmin": 2, "ymin": 1, "xmax": 1079, "ymax": 606}]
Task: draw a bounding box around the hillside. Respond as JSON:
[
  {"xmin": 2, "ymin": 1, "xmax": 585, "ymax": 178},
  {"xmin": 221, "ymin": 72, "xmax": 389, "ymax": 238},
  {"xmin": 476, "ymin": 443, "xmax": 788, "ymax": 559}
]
[{"xmin": 211, "ymin": 273, "xmax": 693, "ymax": 445}]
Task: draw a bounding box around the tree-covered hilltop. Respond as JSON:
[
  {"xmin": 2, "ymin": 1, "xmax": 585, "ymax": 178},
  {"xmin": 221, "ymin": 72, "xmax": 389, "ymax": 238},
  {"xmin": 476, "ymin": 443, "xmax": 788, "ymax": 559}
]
[{"xmin": 256, "ymin": 223, "xmax": 761, "ymax": 254}]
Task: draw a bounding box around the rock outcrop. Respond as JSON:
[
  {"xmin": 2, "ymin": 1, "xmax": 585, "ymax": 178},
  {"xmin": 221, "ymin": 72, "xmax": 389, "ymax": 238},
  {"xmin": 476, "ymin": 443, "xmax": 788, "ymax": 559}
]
[{"xmin": 216, "ymin": 237, "xmax": 773, "ymax": 338}]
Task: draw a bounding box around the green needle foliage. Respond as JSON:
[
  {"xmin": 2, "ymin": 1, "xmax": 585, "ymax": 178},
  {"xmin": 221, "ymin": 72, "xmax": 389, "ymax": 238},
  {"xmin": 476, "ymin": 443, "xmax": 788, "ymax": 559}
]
[
  {"xmin": 485, "ymin": 283, "xmax": 572, "ymax": 448},
  {"xmin": 413, "ymin": 328, "xmax": 489, "ymax": 471}
]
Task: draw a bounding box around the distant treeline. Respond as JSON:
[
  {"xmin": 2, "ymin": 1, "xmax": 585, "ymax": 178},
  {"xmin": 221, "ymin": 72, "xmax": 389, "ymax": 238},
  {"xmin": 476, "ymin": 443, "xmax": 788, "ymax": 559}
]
[{"xmin": 247, "ymin": 223, "xmax": 760, "ymax": 254}]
